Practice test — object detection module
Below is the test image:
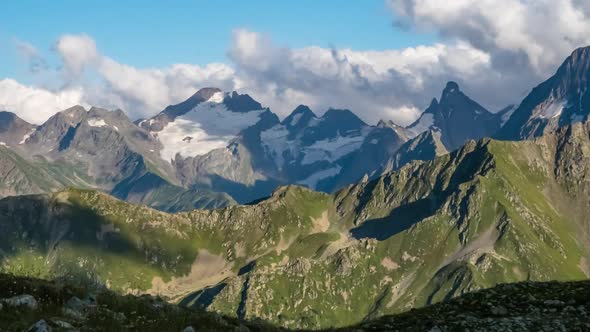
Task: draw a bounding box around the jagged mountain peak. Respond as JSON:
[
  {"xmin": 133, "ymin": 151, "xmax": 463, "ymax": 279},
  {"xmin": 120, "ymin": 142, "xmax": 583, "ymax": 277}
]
[
  {"xmin": 551, "ymin": 45, "xmax": 590, "ymax": 92},
  {"xmin": 0, "ymin": 111, "xmax": 35, "ymax": 147},
  {"xmin": 60, "ymin": 105, "xmax": 87, "ymax": 117},
  {"xmin": 497, "ymin": 45, "xmax": 590, "ymax": 140},
  {"xmin": 282, "ymin": 105, "xmax": 316, "ymax": 128},
  {"xmin": 438, "ymin": 81, "xmax": 488, "ymax": 114},
  {"xmin": 441, "ymin": 81, "xmax": 460, "ymax": 97},
  {"xmin": 190, "ymin": 87, "xmax": 223, "ymax": 101},
  {"xmin": 0, "ymin": 111, "xmax": 31, "ymax": 128},
  {"xmin": 160, "ymin": 88, "xmax": 222, "ymax": 119},
  {"xmin": 223, "ymin": 91, "xmax": 264, "ymax": 113},
  {"xmin": 87, "ymin": 106, "xmax": 111, "ymax": 116},
  {"xmin": 565, "ymin": 45, "xmax": 590, "ymax": 67},
  {"xmin": 158, "ymin": 88, "xmax": 265, "ymax": 122},
  {"xmin": 322, "ymin": 108, "xmax": 367, "ymax": 126},
  {"xmin": 428, "ymin": 97, "xmax": 439, "ymax": 109},
  {"xmin": 406, "ymin": 82, "xmax": 500, "ymax": 151},
  {"xmin": 292, "ymin": 104, "xmax": 316, "ymax": 117}
]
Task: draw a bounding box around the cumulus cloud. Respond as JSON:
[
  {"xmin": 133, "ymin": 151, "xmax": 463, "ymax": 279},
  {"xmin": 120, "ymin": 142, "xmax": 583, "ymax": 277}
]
[
  {"xmin": 55, "ymin": 34, "xmax": 99, "ymax": 78},
  {"xmin": 2, "ymin": 34, "xmax": 239, "ymax": 122},
  {"xmin": 388, "ymin": 0, "xmax": 590, "ymax": 78},
  {"xmin": 229, "ymin": 29, "xmax": 495, "ymax": 124},
  {"xmin": 4, "ymin": 1, "xmax": 590, "ymax": 126},
  {"xmin": 94, "ymin": 59, "xmax": 236, "ymax": 117},
  {"xmin": 0, "ymin": 79, "xmax": 85, "ymax": 124}
]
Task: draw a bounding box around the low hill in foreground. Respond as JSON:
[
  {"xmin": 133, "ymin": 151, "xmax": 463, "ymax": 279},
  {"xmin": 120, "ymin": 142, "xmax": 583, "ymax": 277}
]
[{"xmin": 1, "ymin": 273, "xmax": 588, "ymax": 331}]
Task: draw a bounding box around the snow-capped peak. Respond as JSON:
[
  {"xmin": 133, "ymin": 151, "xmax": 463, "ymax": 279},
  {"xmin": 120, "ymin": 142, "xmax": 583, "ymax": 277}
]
[
  {"xmin": 207, "ymin": 91, "xmax": 225, "ymax": 103},
  {"xmin": 156, "ymin": 93, "xmax": 267, "ymax": 162}
]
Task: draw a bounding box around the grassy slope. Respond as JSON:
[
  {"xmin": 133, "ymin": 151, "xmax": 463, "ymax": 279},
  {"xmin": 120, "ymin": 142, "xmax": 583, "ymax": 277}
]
[{"xmin": 0, "ymin": 127, "xmax": 589, "ymax": 329}]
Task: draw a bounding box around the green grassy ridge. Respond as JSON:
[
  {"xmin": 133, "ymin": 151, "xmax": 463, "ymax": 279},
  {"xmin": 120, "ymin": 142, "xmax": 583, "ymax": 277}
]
[
  {"xmin": 0, "ymin": 147, "xmax": 66, "ymax": 196},
  {"xmin": 0, "ymin": 186, "xmax": 334, "ymax": 294},
  {"xmin": 202, "ymin": 136, "xmax": 589, "ymax": 328},
  {"xmin": 1, "ymin": 125, "xmax": 590, "ymax": 329}
]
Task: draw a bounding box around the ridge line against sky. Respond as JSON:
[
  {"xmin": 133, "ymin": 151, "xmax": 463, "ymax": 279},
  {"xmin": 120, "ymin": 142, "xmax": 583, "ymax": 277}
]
[{"xmin": 1, "ymin": 0, "xmax": 590, "ymax": 125}]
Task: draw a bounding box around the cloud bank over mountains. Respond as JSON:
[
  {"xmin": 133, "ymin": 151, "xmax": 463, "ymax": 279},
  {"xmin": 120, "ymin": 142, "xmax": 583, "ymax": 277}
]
[{"xmin": 2, "ymin": 0, "xmax": 590, "ymax": 125}]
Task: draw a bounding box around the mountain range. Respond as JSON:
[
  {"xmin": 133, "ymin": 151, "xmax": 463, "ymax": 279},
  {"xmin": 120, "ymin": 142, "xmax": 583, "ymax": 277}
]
[{"xmin": 2, "ymin": 46, "xmax": 590, "ymax": 329}]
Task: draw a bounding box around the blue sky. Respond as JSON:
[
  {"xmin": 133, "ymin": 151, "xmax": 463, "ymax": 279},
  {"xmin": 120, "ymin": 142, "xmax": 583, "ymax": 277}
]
[
  {"xmin": 0, "ymin": 1, "xmax": 586, "ymax": 126},
  {"xmin": 0, "ymin": 0, "xmax": 435, "ymax": 82}
]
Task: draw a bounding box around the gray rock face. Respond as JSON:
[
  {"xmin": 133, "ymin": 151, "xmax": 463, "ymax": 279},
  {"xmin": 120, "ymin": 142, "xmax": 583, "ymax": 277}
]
[
  {"xmin": 0, "ymin": 82, "xmax": 514, "ymax": 206},
  {"xmin": 0, "ymin": 111, "xmax": 35, "ymax": 148},
  {"xmin": 140, "ymin": 93, "xmax": 412, "ymax": 203},
  {"xmin": 0, "ymin": 104, "xmax": 234, "ymax": 211},
  {"xmin": 382, "ymin": 129, "xmax": 448, "ymax": 173},
  {"xmin": 406, "ymin": 82, "xmax": 502, "ymax": 151},
  {"xmin": 27, "ymin": 319, "xmax": 51, "ymax": 332},
  {"xmin": 2, "ymin": 294, "xmax": 38, "ymax": 310},
  {"xmin": 498, "ymin": 46, "xmax": 590, "ymax": 140}
]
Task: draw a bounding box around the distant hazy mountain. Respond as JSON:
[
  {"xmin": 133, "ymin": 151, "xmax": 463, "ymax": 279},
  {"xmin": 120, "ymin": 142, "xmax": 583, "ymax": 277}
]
[
  {"xmin": 0, "ymin": 81, "xmax": 524, "ymax": 207},
  {"xmin": 6, "ymin": 45, "xmax": 590, "ymax": 208},
  {"xmin": 135, "ymin": 89, "xmax": 409, "ymax": 203},
  {"xmin": 0, "ymin": 105, "xmax": 234, "ymax": 211}
]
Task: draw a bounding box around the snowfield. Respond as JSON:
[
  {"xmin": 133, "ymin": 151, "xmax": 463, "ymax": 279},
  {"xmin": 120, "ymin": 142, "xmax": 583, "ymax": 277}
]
[
  {"xmin": 260, "ymin": 124, "xmax": 371, "ymax": 170},
  {"xmin": 260, "ymin": 125, "xmax": 293, "ymax": 170},
  {"xmin": 157, "ymin": 97, "xmax": 266, "ymax": 161},
  {"xmin": 297, "ymin": 166, "xmax": 342, "ymax": 188},
  {"xmin": 87, "ymin": 118, "xmax": 108, "ymax": 127},
  {"xmin": 19, "ymin": 129, "xmax": 36, "ymax": 145},
  {"xmin": 300, "ymin": 129, "xmax": 369, "ymax": 165},
  {"xmin": 536, "ymin": 99, "xmax": 566, "ymax": 119}
]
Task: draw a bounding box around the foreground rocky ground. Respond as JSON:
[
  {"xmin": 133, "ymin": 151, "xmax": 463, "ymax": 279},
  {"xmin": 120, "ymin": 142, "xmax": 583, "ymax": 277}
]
[
  {"xmin": 0, "ymin": 273, "xmax": 588, "ymax": 331},
  {"xmin": 0, "ymin": 273, "xmax": 279, "ymax": 332},
  {"xmin": 336, "ymin": 280, "xmax": 590, "ymax": 332}
]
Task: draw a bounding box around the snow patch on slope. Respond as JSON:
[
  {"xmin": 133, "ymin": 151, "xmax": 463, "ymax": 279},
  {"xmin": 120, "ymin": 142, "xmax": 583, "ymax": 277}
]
[
  {"xmin": 260, "ymin": 125, "xmax": 293, "ymax": 170},
  {"xmin": 290, "ymin": 113, "xmax": 303, "ymax": 126},
  {"xmin": 19, "ymin": 129, "xmax": 36, "ymax": 145},
  {"xmin": 301, "ymin": 129, "xmax": 370, "ymax": 165},
  {"xmin": 207, "ymin": 91, "xmax": 224, "ymax": 103},
  {"xmin": 405, "ymin": 113, "xmax": 434, "ymax": 138},
  {"xmin": 157, "ymin": 99, "xmax": 265, "ymax": 161},
  {"xmin": 536, "ymin": 99, "xmax": 566, "ymax": 119},
  {"xmin": 87, "ymin": 119, "xmax": 108, "ymax": 127},
  {"xmin": 298, "ymin": 166, "xmax": 342, "ymax": 189}
]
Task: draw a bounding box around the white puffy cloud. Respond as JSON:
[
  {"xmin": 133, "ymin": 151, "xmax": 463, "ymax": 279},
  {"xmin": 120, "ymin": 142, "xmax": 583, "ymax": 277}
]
[
  {"xmin": 229, "ymin": 29, "xmax": 494, "ymax": 124},
  {"xmin": 93, "ymin": 59, "xmax": 236, "ymax": 118},
  {"xmin": 0, "ymin": 79, "xmax": 85, "ymax": 124},
  {"xmin": 4, "ymin": 34, "xmax": 239, "ymax": 121},
  {"xmin": 55, "ymin": 34, "xmax": 99, "ymax": 77},
  {"xmin": 5, "ymin": 0, "xmax": 590, "ymax": 127},
  {"xmin": 388, "ymin": 0, "xmax": 590, "ymax": 76}
]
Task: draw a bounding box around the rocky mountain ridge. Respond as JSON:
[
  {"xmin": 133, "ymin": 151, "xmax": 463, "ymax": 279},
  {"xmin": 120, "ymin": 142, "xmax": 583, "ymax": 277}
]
[
  {"xmin": 1, "ymin": 118, "xmax": 589, "ymax": 328},
  {"xmin": 0, "ymin": 80, "xmax": 504, "ymax": 207}
]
